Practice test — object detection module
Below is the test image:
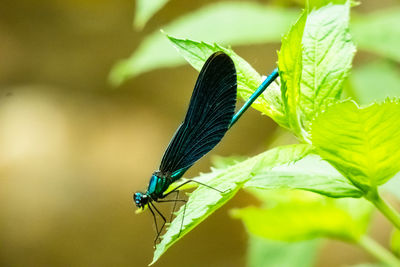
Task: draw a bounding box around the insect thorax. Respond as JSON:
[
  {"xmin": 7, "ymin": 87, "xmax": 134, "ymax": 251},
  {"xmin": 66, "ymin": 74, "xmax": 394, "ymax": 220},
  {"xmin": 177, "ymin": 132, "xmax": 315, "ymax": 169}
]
[{"xmin": 146, "ymin": 171, "xmax": 172, "ymax": 199}]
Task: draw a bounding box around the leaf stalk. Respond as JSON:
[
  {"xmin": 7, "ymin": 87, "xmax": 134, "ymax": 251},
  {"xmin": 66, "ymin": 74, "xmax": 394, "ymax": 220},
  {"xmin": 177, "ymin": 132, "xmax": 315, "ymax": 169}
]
[
  {"xmin": 358, "ymin": 235, "xmax": 400, "ymax": 267},
  {"xmin": 368, "ymin": 190, "xmax": 400, "ymax": 231}
]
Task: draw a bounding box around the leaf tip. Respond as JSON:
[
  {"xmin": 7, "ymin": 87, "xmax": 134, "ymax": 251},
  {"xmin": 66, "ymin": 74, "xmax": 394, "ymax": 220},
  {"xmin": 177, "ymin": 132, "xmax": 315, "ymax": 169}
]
[
  {"xmin": 148, "ymin": 258, "xmax": 156, "ymax": 266},
  {"xmin": 108, "ymin": 64, "xmax": 125, "ymax": 87},
  {"xmin": 133, "ymin": 18, "xmax": 145, "ymax": 31}
]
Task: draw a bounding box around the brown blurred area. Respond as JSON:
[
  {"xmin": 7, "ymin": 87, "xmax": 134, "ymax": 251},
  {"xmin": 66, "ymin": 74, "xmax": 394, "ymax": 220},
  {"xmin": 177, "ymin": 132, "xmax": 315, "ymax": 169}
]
[
  {"xmin": 0, "ymin": 0, "xmax": 397, "ymax": 266},
  {"xmin": 0, "ymin": 0, "xmax": 277, "ymax": 266}
]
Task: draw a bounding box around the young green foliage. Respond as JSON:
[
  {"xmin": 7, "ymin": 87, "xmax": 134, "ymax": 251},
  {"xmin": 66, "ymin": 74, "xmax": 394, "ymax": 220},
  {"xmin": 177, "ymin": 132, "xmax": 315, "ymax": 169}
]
[
  {"xmin": 179, "ymin": 154, "xmax": 362, "ymax": 199},
  {"xmin": 232, "ymin": 190, "xmax": 372, "ymax": 242},
  {"xmin": 305, "ymin": 0, "xmax": 350, "ymax": 9},
  {"xmin": 278, "ymin": 11, "xmax": 306, "ymax": 137},
  {"xmin": 278, "ymin": 3, "xmax": 355, "ymax": 140},
  {"xmin": 112, "ymin": 3, "xmax": 399, "ymax": 86},
  {"xmin": 247, "ymin": 235, "xmax": 319, "ymax": 267},
  {"xmin": 244, "ymin": 154, "xmax": 363, "ymax": 198},
  {"xmin": 134, "ymin": 0, "xmax": 169, "ymax": 29},
  {"xmin": 351, "ymin": 60, "xmax": 400, "ymax": 105},
  {"xmin": 110, "ymin": 2, "xmax": 297, "ymax": 84},
  {"xmin": 311, "ymin": 99, "xmax": 400, "ymax": 193},
  {"xmin": 352, "ymin": 8, "xmax": 400, "ymax": 63},
  {"xmin": 165, "ymin": 35, "xmax": 288, "ymax": 129},
  {"xmin": 132, "ymin": 1, "xmax": 400, "ymax": 265},
  {"xmin": 151, "ymin": 144, "xmax": 311, "ymax": 265},
  {"xmin": 300, "ymin": 3, "xmax": 355, "ymax": 127}
]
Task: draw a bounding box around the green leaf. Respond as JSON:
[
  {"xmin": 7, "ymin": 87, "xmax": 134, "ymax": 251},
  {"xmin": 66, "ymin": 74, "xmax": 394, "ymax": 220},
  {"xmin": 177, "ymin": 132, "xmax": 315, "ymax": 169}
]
[
  {"xmin": 151, "ymin": 144, "xmax": 311, "ymax": 265},
  {"xmin": 232, "ymin": 190, "xmax": 372, "ymax": 242},
  {"xmin": 351, "ymin": 60, "xmax": 400, "ymax": 105},
  {"xmin": 247, "ymin": 235, "xmax": 319, "ymax": 267},
  {"xmin": 110, "ymin": 2, "xmax": 298, "ymax": 84},
  {"xmin": 244, "ymin": 154, "xmax": 363, "ymax": 198},
  {"xmin": 165, "ymin": 35, "xmax": 288, "ymax": 129},
  {"xmin": 352, "ymin": 8, "xmax": 400, "ymax": 63},
  {"xmin": 306, "ymin": 0, "xmax": 354, "ymax": 9},
  {"xmin": 115, "ymin": 4, "xmax": 400, "ymax": 85},
  {"xmin": 278, "ymin": 11, "xmax": 307, "ymax": 137},
  {"xmin": 210, "ymin": 155, "xmax": 247, "ymax": 170},
  {"xmin": 311, "ymin": 100, "xmax": 400, "ymax": 192},
  {"xmin": 173, "ymin": 153, "xmax": 362, "ymax": 199},
  {"xmin": 279, "ymin": 3, "xmax": 355, "ymax": 139},
  {"xmin": 134, "ymin": 0, "xmax": 169, "ymax": 30},
  {"xmin": 166, "ymin": 36, "xmax": 261, "ymax": 94},
  {"xmin": 300, "ymin": 3, "xmax": 355, "ymax": 132}
]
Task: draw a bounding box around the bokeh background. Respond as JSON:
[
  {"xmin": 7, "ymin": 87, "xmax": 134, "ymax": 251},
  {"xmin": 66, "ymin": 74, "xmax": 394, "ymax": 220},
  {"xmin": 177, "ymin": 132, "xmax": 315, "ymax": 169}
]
[{"xmin": 0, "ymin": 0, "xmax": 399, "ymax": 266}]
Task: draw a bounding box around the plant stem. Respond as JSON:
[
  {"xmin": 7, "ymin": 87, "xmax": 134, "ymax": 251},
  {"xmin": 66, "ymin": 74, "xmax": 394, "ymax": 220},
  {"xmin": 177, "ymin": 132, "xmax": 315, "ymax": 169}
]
[
  {"xmin": 369, "ymin": 191, "xmax": 400, "ymax": 230},
  {"xmin": 359, "ymin": 236, "xmax": 400, "ymax": 267}
]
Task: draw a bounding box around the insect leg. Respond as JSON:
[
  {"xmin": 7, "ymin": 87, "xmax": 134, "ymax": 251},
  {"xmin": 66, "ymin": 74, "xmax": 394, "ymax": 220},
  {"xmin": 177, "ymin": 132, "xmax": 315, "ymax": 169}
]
[
  {"xmin": 149, "ymin": 202, "xmax": 166, "ymax": 246},
  {"xmin": 155, "ymin": 179, "xmax": 226, "ymax": 239},
  {"xmin": 178, "ymin": 199, "xmax": 187, "ymax": 238},
  {"xmin": 161, "ymin": 180, "xmax": 192, "ymax": 198},
  {"xmin": 147, "ymin": 204, "xmax": 159, "ymax": 236},
  {"xmin": 157, "ymin": 190, "xmax": 179, "ymax": 223},
  {"xmin": 162, "ymin": 179, "xmax": 224, "ymax": 200},
  {"xmin": 170, "ymin": 190, "xmax": 179, "ymax": 223},
  {"xmin": 188, "ymin": 180, "xmax": 225, "ymax": 193},
  {"xmin": 156, "ymin": 198, "xmax": 188, "ymax": 238}
]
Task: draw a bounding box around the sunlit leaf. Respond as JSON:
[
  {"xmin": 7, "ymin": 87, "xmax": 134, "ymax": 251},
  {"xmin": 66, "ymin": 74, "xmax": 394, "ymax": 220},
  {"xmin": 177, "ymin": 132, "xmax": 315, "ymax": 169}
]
[
  {"xmin": 134, "ymin": 0, "xmax": 169, "ymax": 29},
  {"xmin": 232, "ymin": 190, "xmax": 372, "ymax": 242},
  {"xmin": 164, "ymin": 35, "xmax": 288, "ymax": 129},
  {"xmin": 300, "ymin": 3, "xmax": 355, "ymax": 132},
  {"xmin": 113, "ymin": 4, "xmax": 400, "ymax": 85},
  {"xmin": 172, "ymin": 152, "xmax": 362, "ymax": 199},
  {"xmin": 210, "ymin": 155, "xmax": 247, "ymax": 170},
  {"xmin": 244, "ymin": 154, "xmax": 363, "ymax": 198},
  {"xmin": 279, "ymin": 3, "xmax": 355, "ymax": 140},
  {"xmin": 311, "ymin": 100, "xmax": 400, "ymax": 192},
  {"xmin": 352, "ymin": 8, "xmax": 400, "ymax": 63},
  {"xmin": 306, "ymin": 0, "xmax": 356, "ymax": 9},
  {"xmin": 351, "ymin": 60, "xmax": 400, "ymax": 105},
  {"xmin": 151, "ymin": 144, "xmax": 311, "ymax": 265},
  {"xmin": 278, "ymin": 11, "xmax": 306, "ymax": 137},
  {"xmin": 247, "ymin": 235, "xmax": 319, "ymax": 267},
  {"xmin": 110, "ymin": 2, "xmax": 298, "ymax": 84}
]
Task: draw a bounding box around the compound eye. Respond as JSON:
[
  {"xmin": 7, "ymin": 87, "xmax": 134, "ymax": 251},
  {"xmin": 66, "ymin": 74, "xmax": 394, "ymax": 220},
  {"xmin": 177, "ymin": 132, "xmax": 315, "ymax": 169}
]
[{"xmin": 134, "ymin": 192, "xmax": 142, "ymax": 200}]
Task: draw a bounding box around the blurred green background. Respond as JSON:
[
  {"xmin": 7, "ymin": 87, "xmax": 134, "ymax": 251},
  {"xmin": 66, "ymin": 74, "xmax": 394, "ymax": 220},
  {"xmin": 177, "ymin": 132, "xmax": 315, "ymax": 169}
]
[{"xmin": 0, "ymin": 0, "xmax": 399, "ymax": 266}]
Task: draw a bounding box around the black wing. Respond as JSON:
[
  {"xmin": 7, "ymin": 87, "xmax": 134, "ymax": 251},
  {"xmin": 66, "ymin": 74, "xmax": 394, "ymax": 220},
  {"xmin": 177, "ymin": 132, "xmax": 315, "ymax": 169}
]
[{"xmin": 159, "ymin": 52, "xmax": 237, "ymax": 174}]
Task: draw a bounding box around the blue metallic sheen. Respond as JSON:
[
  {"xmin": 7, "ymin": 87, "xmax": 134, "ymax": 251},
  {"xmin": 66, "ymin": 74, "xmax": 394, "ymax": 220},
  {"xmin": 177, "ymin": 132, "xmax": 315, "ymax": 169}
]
[
  {"xmin": 167, "ymin": 69, "xmax": 279, "ymax": 182},
  {"xmin": 229, "ymin": 68, "xmax": 279, "ymax": 128},
  {"xmin": 147, "ymin": 175, "xmax": 158, "ymax": 194},
  {"xmin": 134, "ymin": 52, "xmax": 280, "ymax": 245}
]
